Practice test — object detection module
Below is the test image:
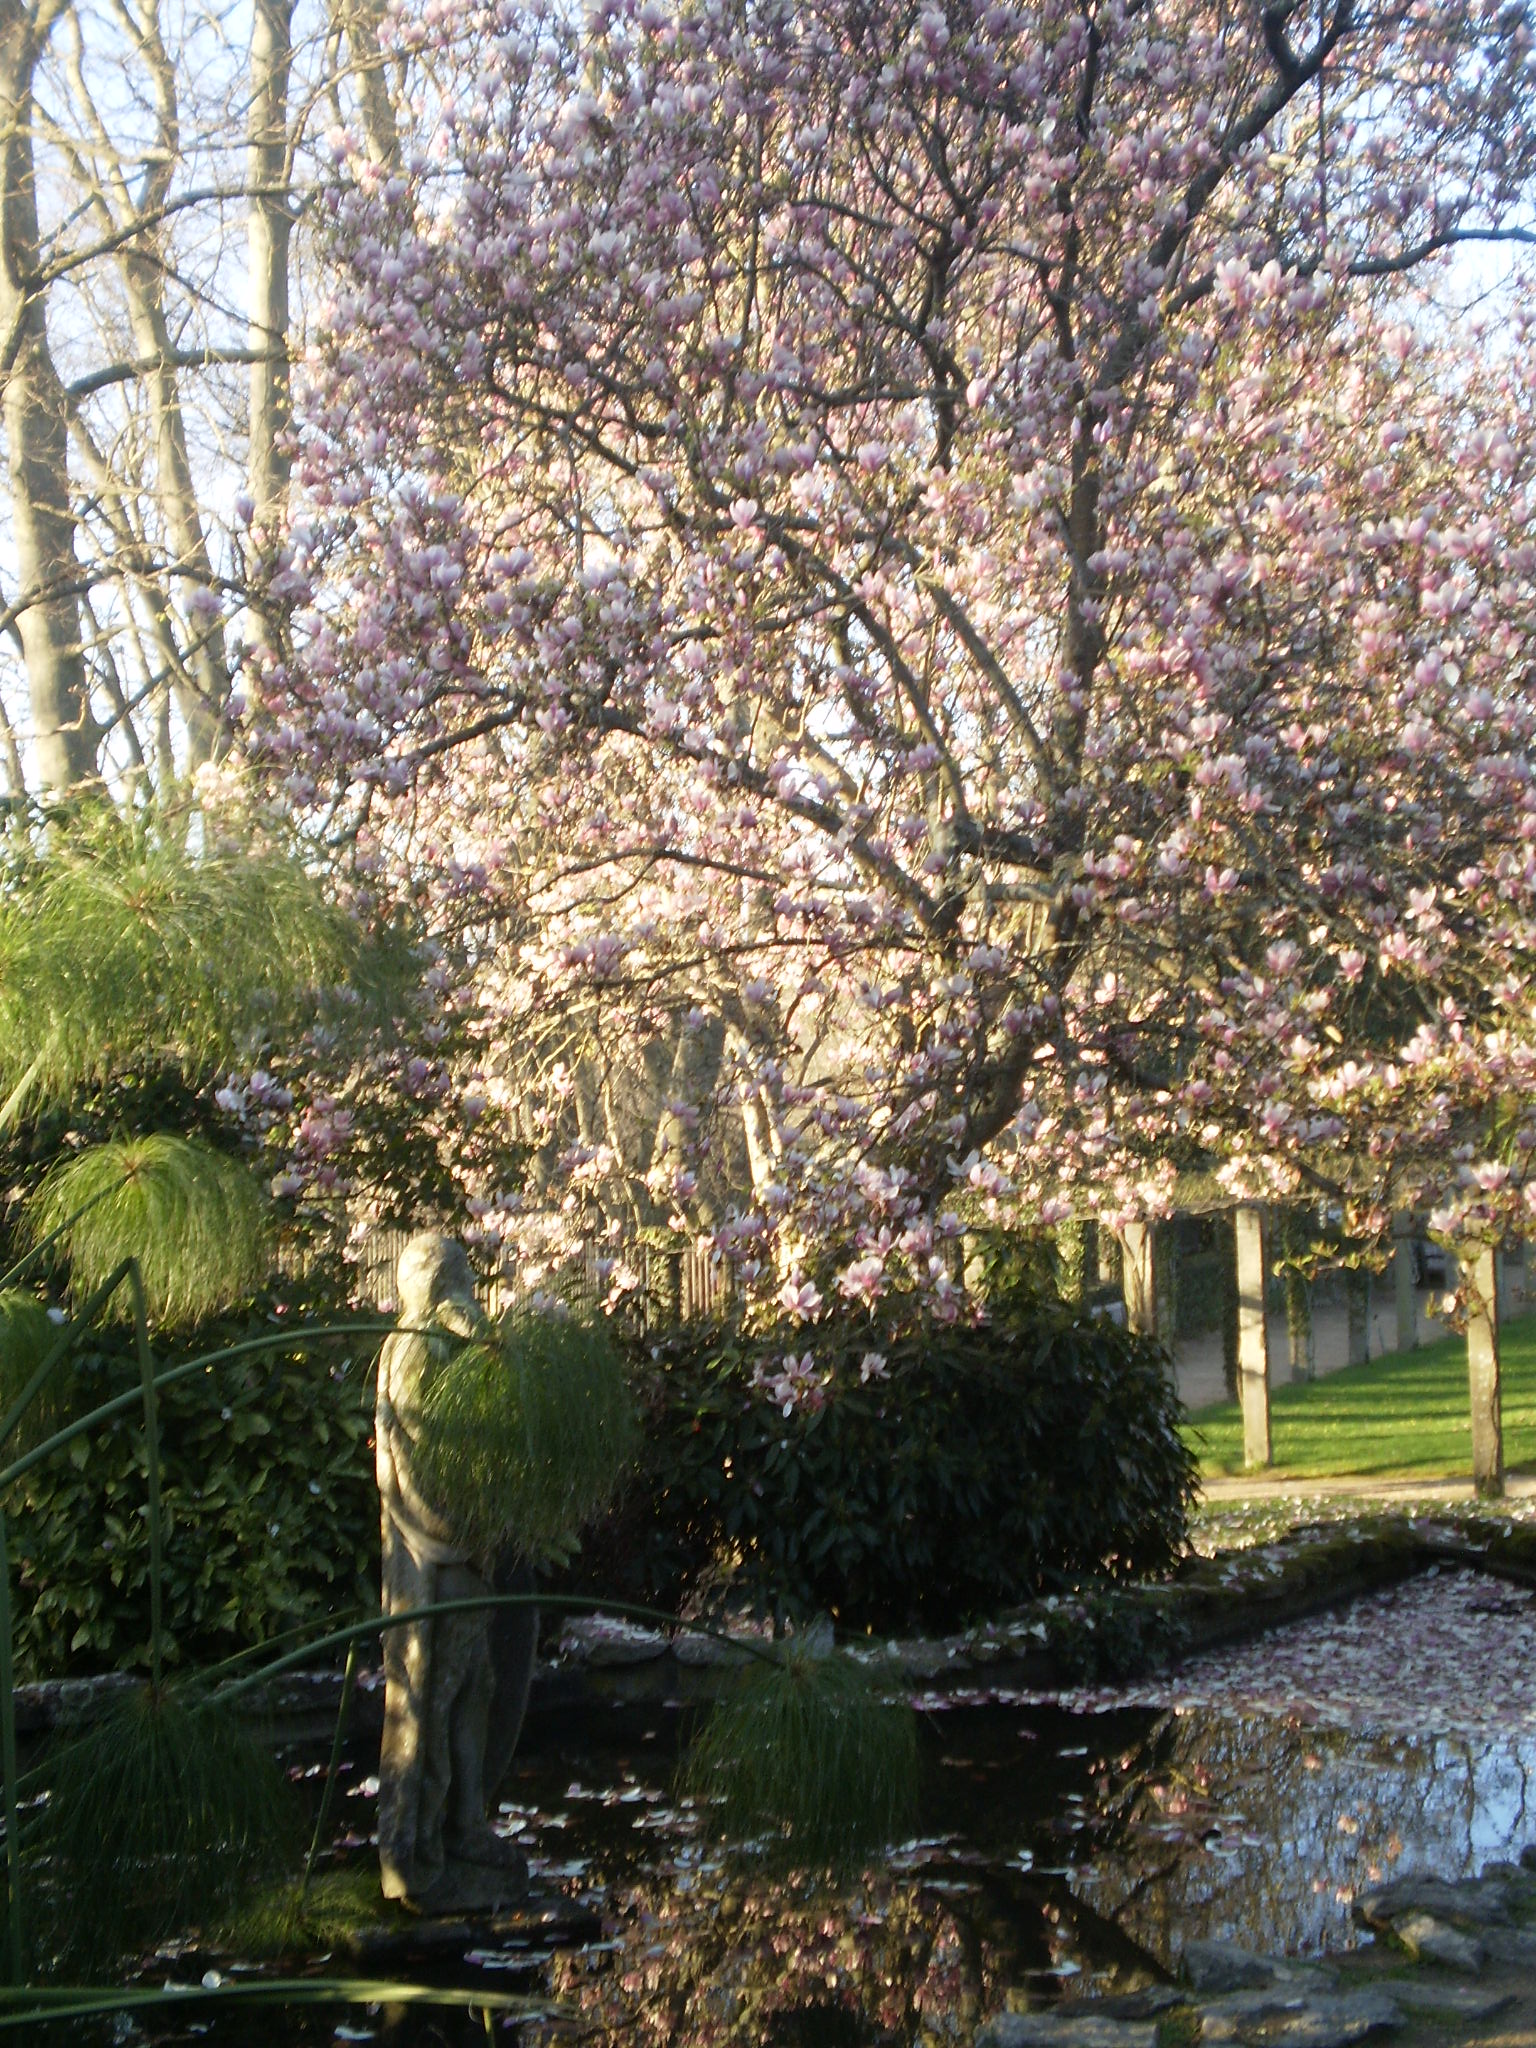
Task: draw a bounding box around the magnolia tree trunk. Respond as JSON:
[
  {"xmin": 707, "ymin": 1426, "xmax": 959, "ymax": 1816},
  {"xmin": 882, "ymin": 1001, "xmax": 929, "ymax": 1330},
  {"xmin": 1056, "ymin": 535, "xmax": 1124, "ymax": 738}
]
[
  {"xmin": 1465, "ymin": 1243, "xmax": 1503, "ymax": 1499},
  {"xmin": 0, "ymin": 0, "xmax": 98, "ymax": 794},
  {"xmin": 1235, "ymin": 1206, "xmax": 1272, "ymax": 1470}
]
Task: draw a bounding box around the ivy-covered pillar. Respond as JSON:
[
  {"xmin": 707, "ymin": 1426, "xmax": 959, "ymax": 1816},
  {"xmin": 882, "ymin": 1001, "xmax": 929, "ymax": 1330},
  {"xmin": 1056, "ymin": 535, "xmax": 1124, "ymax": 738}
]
[
  {"xmin": 1392, "ymin": 1213, "xmax": 1418, "ymax": 1355},
  {"xmin": 1465, "ymin": 1242, "xmax": 1503, "ymax": 1499},
  {"xmin": 1345, "ymin": 1264, "xmax": 1371, "ymax": 1366},
  {"xmin": 1056, "ymin": 1218, "xmax": 1088, "ymax": 1306},
  {"xmin": 1277, "ymin": 1206, "xmax": 1313, "ymax": 1383},
  {"xmin": 1235, "ymin": 1205, "xmax": 1272, "ymax": 1470}
]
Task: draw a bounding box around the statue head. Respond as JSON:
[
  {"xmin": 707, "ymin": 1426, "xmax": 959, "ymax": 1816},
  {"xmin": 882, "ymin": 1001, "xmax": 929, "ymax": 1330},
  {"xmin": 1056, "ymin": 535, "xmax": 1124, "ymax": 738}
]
[{"xmin": 395, "ymin": 1232, "xmax": 488, "ymax": 1340}]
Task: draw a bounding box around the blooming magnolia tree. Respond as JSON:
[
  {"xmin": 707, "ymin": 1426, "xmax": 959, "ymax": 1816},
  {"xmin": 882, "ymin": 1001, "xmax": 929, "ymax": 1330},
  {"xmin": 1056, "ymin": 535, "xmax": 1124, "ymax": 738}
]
[{"xmin": 250, "ymin": 0, "xmax": 1536, "ymax": 1319}]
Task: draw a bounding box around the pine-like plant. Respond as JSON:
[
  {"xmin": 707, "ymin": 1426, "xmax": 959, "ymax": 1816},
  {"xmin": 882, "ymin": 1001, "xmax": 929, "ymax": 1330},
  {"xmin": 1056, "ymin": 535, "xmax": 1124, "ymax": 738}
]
[
  {"xmin": 0, "ymin": 806, "xmax": 357, "ymax": 1127},
  {"xmin": 680, "ymin": 1649, "xmax": 920, "ymax": 1869},
  {"xmin": 27, "ymin": 1136, "xmax": 271, "ymax": 1328},
  {"xmin": 18, "ymin": 1687, "xmax": 301, "ymax": 1974},
  {"xmin": 0, "ymin": 1293, "xmax": 68, "ymax": 1452},
  {"xmin": 410, "ymin": 1310, "xmax": 639, "ymax": 1562}
]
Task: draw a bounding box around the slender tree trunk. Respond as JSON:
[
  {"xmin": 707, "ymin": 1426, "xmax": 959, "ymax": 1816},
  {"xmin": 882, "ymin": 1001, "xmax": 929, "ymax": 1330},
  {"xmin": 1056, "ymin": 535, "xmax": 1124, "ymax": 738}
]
[
  {"xmin": 1346, "ymin": 1265, "xmax": 1370, "ymax": 1366},
  {"xmin": 335, "ymin": 0, "xmax": 398, "ymax": 169},
  {"xmin": 1279, "ymin": 1206, "xmax": 1313, "ymax": 1382},
  {"xmin": 1465, "ymin": 1243, "xmax": 1503, "ymax": 1500},
  {"xmin": 0, "ymin": 1, "xmax": 98, "ymax": 794},
  {"xmin": 1219, "ymin": 1215, "xmax": 1239, "ymax": 1400},
  {"xmin": 247, "ymin": 0, "xmax": 294, "ymax": 546},
  {"xmin": 1392, "ymin": 1212, "xmax": 1418, "ymax": 1355},
  {"xmin": 1119, "ymin": 1221, "xmax": 1157, "ymax": 1338},
  {"xmin": 1235, "ymin": 1205, "xmax": 1272, "ymax": 1469},
  {"xmin": 119, "ymin": 21, "xmax": 227, "ymax": 766}
]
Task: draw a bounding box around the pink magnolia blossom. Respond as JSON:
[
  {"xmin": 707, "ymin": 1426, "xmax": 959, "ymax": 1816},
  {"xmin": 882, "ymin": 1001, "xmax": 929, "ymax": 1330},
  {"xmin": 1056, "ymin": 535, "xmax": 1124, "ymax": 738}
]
[{"xmin": 247, "ymin": 0, "xmax": 1536, "ymax": 1296}]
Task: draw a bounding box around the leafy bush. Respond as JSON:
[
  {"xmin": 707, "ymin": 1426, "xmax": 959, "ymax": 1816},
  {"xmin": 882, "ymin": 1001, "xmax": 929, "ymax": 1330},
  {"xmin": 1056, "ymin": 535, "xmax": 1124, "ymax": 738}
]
[
  {"xmin": 6, "ymin": 1282, "xmax": 378, "ymax": 1681},
  {"xmin": 572, "ymin": 1300, "xmax": 1197, "ymax": 1633},
  {"xmin": 8, "ymin": 1279, "xmax": 1194, "ymax": 1677}
]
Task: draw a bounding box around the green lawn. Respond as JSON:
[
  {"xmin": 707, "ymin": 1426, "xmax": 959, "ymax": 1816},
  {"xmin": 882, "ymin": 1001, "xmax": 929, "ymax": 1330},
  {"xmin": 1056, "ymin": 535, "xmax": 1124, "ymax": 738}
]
[{"xmin": 1185, "ymin": 1313, "xmax": 1536, "ymax": 1479}]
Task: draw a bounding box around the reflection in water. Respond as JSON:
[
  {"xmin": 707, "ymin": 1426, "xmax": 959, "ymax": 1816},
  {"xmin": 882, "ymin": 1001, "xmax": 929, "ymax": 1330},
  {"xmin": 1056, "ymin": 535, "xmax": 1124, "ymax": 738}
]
[
  {"xmin": 136, "ymin": 1569, "xmax": 1536, "ymax": 2044},
  {"xmin": 1076, "ymin": 1714, "xmax": 1536, "ymax": 1962},
  {"xmin": 506, "ymin": 1699, "xmax": 1536, "ymax": 2048}
]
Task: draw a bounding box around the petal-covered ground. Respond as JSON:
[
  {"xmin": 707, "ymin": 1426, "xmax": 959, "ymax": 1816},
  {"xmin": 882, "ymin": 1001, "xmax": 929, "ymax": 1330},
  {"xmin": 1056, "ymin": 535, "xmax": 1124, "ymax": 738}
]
[{"xmin": 1030, "ymin": 1566, "xmax": 1536, "ymax": 1734}]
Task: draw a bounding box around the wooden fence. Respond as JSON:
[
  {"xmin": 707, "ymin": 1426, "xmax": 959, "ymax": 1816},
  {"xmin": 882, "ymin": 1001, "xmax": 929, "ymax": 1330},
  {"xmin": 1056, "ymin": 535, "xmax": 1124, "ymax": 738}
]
[{"xmin": 327, "ymin": 1221, "xmax": 731, "ymax": 1327}]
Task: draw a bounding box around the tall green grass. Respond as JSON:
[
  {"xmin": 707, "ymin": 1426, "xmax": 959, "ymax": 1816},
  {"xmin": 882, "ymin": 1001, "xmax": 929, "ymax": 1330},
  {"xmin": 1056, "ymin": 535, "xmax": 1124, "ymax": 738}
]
[
  {"xmin": 14, "ymin": 1688, "xmax": 301, "ymax": 1974},
  {"xmin": 680, "ymin": 1650, "xmax": 919, "ymax": 1869},
  {"xmin": 0, "ymin": 810, "xmax": 358, "ymax": 1124}
]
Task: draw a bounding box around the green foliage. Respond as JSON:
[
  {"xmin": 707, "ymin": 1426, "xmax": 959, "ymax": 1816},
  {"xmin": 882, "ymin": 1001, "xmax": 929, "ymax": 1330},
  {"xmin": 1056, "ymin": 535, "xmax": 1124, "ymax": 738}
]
[
  {"xmin": 573, "ymin": 1301, "xmax": 1196, "ymax": 1633},
  {"xmin": 1042, "ymin": 1589, "xmax": 1190, "ymax": 1684},
  {"xmin": 412, "ymin": 1310, "xmax": 639, "ymax": 1563},
  {"xmin": 966, "ymin": 1227, "xmax": 1063, "ymax": 1306},
  {"xmin": 20, "ymin": 1687, "xmax": 301, "ymax": 1974},
  {"xmin": 211, "ymin": 1867, "xmax": 402, "ymax": 1960},
  {"xmin": 27, "ymin": 1136, "xmax": 271, "ymax": 1327},
  {"xmin": 7, "ymin": 1285, "xmax": 377, "ymax": 1681},
  {"xmin": 680, "ymin": 1650, "xmax": 918, "ymax": 1868},
  {"xmin": 0, "ymin": 807, "xmax": 359, "ymax": 1122},
  {"xmin": 0, "ymin": 1293, "xmax": 68, "ymax": 1451}
]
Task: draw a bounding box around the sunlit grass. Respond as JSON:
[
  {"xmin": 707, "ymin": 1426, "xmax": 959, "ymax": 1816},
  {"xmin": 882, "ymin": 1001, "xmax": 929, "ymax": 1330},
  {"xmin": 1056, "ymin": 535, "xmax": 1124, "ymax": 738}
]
[
  {"xmin": 1186, "ymin": 1312, "xmax": 1536, "ymax": 1479},
  {"xmin": 211, "ymin": 1867, "xmax": 401, "ymax": 1959}
]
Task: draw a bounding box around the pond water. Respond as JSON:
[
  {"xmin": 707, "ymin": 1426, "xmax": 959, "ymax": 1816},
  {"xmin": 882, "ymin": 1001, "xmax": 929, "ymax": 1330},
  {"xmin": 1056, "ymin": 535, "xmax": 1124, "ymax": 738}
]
[{"xmin": 99, "ymin": 1568, "xmax": 1536, "ymax": 2047}]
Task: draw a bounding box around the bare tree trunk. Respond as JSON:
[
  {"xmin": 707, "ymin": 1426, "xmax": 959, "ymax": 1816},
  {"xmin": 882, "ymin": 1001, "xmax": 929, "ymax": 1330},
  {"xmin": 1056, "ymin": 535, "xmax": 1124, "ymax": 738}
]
[
  {"xmin": 247, "ymin": 0, "xmax": 293, "ymax": 546},
  {"xmin": 1465, "ymin": 1243, "xmax": 1503, "ymax": 1500},
  {"xmin": 335, "ymin": 0, "xmax": 398, "ymax": 169},
  {"xmin": 118, "ymin": 18, "xmax": 227, "ymax": 765},
  {"xmin": 1392, "ymin": 1211, "xmax": 1418, "ymax": 1355},
  {"xmin": 1346, "ymin": 1264, "xmax": 1370, "ymax": 1366},
  {"xmin": 0, "ymin": 0, "xmax": 98, "ymax": 794},
  {"xmin": 1235, "ymin": 1205, "xmax": 1272, "ymax": 1470}
]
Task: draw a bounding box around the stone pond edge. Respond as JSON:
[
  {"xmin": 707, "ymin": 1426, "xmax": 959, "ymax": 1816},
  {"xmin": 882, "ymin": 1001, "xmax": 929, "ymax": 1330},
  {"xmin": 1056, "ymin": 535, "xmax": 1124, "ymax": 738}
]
[{"xmin": 18, "ymin": 1504, "xmax": 1536, "ymax": 1739}]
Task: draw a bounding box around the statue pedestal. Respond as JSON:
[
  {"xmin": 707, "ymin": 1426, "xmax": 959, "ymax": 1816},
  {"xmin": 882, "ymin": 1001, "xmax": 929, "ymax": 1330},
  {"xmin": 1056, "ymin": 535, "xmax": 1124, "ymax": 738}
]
[
  {"xmin": 404, "ymin": 1849, "xmax": 530, "ymax": 1915},
  {"xmin": 339, "ymin": 1888, "xmax": 605, "ymax": 1970}
]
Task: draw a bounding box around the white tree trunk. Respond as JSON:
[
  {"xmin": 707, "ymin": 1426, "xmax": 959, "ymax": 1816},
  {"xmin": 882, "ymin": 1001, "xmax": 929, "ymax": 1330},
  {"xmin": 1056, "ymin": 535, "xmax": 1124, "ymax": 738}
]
[
  {"xmin": 0, "ymin": 1, "xmax": 98, "ymax": 793},
  {"xmin": 1465, "ymin": 1243, "xmax": 1503, "ymax": 1499},
  {"xmin": 247, "ymin": 0, "xmax": 293, "ymax": 543},
  {"xmin": 1235, "ymin": 1205, "xmax": 1272, "ymax": 1469}
]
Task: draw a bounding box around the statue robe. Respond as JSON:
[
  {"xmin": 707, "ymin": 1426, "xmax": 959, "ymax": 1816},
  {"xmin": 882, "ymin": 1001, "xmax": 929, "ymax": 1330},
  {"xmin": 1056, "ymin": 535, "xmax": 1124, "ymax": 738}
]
[{"xmin": 375, "ymin": 1320, "xmax": 538, "ymax": 1903}]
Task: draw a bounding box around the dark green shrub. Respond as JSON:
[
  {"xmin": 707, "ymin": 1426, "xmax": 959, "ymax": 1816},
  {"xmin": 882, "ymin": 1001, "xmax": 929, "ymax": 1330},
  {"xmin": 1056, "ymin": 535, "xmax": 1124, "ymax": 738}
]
[
  {"xmin": 6, "ymin": 1281, "xmax": 378, "ymax": 1681},
  {"xmin": 571, "ymin": 1300, "xmax": 1196, "ymax": 1634}
]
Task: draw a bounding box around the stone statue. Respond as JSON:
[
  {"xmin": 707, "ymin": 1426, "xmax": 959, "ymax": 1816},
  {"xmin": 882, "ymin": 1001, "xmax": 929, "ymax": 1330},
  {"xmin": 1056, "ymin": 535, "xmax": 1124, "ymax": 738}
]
[{"xmin": 376, "ymin": 1232, "xmax": 539, "ymax": 1910}]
